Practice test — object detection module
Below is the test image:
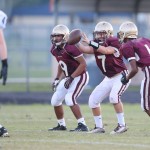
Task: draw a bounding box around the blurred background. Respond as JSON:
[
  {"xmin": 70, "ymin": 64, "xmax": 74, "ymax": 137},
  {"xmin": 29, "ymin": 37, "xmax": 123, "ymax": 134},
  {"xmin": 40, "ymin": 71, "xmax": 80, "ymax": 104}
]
[{"xmin": 0, "ymin": 0, "xmax": 150, "ymax": 103}]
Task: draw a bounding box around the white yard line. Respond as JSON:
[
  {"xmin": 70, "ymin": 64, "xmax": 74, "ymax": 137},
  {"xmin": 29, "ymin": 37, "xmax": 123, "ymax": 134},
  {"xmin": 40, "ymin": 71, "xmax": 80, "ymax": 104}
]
[{"xmin": 1, "ymin": 139, "xmax": 150, "ymax": 148}]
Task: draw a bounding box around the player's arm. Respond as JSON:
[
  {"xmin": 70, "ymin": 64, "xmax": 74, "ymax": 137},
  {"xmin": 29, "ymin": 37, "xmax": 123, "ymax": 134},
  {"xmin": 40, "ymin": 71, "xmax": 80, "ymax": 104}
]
[
  {"xmin": 0, "ymin": 29, "xmax": 8, "ymax": 85},
  {"xmin": 81, "ymin": 32, "xmax": 115, "ymax": 54},
  {"xmin": 52, "ymin": 65, "xmax": 64, "ymax": 92},
  {"xmin": 55, "ymin": 65, "xmax": 64, "ymax": 80},
  {"xmin": 97, "ymin": 46, "xmax": 115, "ymax": 54},
  {"xmin": 64, "ymin": 55, "xmax": 86, "ymax": 89},
  {"xmin": 71, "ymin": 55, "xmax": 86, "ymax": 78},
  {"xmin": 76, "ymin": 42, "xmax": 94, "ymax": 54},
  {"xmin": 126, "ymin": 59, "xmax": 138, "ymax": 80},
  {"xmin": 75, "ymin": 32, "xmax": 94, "ymax": 54},
  {"xmin": 0, "ymin": 29, "xmax": 7, "ymax": 60},
  {"xmin": 121, "ymin": 59, "xmax": 138, "ymax": 85}
]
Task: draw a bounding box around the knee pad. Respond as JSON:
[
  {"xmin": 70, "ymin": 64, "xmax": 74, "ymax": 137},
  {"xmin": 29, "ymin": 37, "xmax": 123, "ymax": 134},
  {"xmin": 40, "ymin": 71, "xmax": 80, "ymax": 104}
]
[
  {"xmin": 109, "ymin": 94, "xmax": 121, "ymax": 104},
  {"xmin": 65, "ymin": 93, "xmax": 75, "ymax": 106},
  {"xmin": 51, "ymin": 93, "xmax": 62, "ymax": 106},
  {"xmin": 88, "ymin": 94, "xmax": 100, "ymax": 108}
]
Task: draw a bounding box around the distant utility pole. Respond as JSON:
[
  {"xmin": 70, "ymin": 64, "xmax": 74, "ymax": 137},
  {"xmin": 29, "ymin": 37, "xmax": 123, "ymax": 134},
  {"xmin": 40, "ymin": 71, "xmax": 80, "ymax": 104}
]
[
  {"xmin": 49, "ymin": 0, "xmax": 59, "ymax": 25},
  {"xmin": 50, "ymin": 0, "xmax": 60, "ymax": 78},
  {"xmin": 54, "ymin": 0, "xmax": 59, "ymax": 26}
]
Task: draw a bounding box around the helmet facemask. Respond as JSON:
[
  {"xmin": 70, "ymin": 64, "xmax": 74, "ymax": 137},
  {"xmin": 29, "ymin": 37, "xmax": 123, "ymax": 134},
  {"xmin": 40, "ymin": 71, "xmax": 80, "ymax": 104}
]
[{"xmin": 93, "ymin": 31, "xmax": 112, "ymax": 42}]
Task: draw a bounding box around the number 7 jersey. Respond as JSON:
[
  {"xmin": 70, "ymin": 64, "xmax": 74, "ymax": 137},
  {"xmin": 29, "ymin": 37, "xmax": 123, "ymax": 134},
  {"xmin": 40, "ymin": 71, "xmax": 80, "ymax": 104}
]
[{"xmin": 94, "ymin": 37, "xmax": 126, "ymax": 78}]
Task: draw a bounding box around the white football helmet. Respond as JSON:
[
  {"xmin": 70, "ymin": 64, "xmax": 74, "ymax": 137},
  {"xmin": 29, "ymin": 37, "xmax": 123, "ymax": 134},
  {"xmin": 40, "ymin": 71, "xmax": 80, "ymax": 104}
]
[
  {"xmin": 51, "ymin": 24, "xmax": 69, "ymax": 46},
  {"xmin": 118, "ymin": 21, "xmax": 138, "ymax": 43},
  {"xmin": 93, "ymin": 21, "xmax": 113, "ymax": 42}
]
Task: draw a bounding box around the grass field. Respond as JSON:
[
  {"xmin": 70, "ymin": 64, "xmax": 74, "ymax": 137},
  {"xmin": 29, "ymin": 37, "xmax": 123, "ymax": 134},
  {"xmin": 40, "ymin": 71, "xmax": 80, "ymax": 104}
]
[
  {"xmin": 0, "ymin": 83, "xmax": 140, "ymax": 92},
  {"xmin": 0, "ymin": 104, "xmax": 150, "ymax": 150}
]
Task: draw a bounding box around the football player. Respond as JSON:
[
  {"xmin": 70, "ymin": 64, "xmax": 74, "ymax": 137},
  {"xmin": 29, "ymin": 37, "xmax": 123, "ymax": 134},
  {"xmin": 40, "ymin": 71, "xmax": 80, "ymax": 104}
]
[
  {"xmin": 0, "ymin": 10, "xmax": 9, "ymax": 137},
  {"xmin": 48, "ymin": 24, "xmax": 89, "ymax": 131},
  {"xmin": 76, "ymin": 21, "xmax": 130, "ymax": 134},
  {"xmin": 118, "ymin": 21, "xmax": 150, "ymax": 117}
]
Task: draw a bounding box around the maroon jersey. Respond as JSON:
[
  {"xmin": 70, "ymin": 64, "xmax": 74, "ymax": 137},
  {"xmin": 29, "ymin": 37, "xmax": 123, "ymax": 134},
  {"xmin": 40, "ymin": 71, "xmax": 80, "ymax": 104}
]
[
  {"xmin": 51, "ymin": 44, "xmax": 85, "ymax": 77},
  {"xmin": 120, "ymin": 37, "xmax": 150, "ymax": 68},
  {"xmin": 94, "ymin": 37, "xmax": 126, "ymax": 77}
]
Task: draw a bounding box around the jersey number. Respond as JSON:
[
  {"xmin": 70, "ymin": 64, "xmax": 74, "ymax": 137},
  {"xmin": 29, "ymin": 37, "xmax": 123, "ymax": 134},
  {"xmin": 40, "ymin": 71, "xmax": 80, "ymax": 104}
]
[
  {"xmin": 59, "ymin": 60, "xmax": 68, "ymax": 76},
  {"xmin": 97, "ymin": 55, "xmax": 106, "ymax": 72}
]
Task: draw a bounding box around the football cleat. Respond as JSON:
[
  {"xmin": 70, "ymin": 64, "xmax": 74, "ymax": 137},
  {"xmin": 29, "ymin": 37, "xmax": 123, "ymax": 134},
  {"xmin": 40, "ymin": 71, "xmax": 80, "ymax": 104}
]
[
  {"xmin": 48, "ymin": 124, "xmax": 67, "ymax": 131},
  {"xmin": 70, "ymin": 123, "xmax": 89, "ymax": 132},
  {"xmin": 110, "ymin": 123, "xmax": 128, "ymax": 135},
  {"xmin": 88, "ymin": 127, "xmax": 105, "ymax": 133},
  {"xmin": 0, "ymin": 127, "xmax": 9, "ymax": 137}
]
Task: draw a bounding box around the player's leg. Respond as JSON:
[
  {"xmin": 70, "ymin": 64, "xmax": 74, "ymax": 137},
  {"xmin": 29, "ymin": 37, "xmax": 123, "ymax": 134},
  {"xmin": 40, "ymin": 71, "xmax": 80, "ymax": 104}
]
[
  {"xmin": 140, "ymin": 66, "xmax": 150, "ymax": 116},
  {"xmin": 0, "ymin": 124, "xmax": 9, "ymax": 137},
  {"xmin": 65, "ymin": 72, "xmax": 89, "ymax": 132},
  {"xmin": 88, "ymin": 77, "xmax": 111, "ymax": 133},
  {"xmin": 109, "ymin": 73, "xmax": 130, "ymax": 134},
  {"xmin": 49, "ymin": 79, "xmax": 68, "ymax": 131}
]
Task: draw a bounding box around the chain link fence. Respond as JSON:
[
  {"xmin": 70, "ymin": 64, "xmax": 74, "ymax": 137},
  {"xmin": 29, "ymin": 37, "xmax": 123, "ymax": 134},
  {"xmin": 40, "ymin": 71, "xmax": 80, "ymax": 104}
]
[{"xmin": 2, "ymin": 21, "xmax": 146, "ymax": 92}]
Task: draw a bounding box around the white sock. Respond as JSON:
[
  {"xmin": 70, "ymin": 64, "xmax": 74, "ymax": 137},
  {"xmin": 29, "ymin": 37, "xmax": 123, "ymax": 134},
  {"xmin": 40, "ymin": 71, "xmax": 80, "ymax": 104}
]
[
  {"xmin": 77, "ymin": 117, "xmax": 86, "ymax": 125},
  {"xmin": 58, "ymin": 118, "xmax": 66, "ymax": 127},
  {"xmin": 116, "ymin": 113, "xmax": 125, "ymax": 126},
  {"xmin": 0, "ymin": 124, "xmax": 2, "ymax": 128},
  {"xmin": 94, "ymin": 115, "xmax": 103, "ymax": 128}
]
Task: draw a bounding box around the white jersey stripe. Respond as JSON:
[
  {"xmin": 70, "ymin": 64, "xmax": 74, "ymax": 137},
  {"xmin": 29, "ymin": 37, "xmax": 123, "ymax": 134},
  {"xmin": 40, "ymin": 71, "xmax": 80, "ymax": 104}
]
[
  {"xmin": 118, "ymin": 70, "xmax": 130, "ymax": 101},
  {"xmin": 143, "ymin": 66, "xmax": 150, "ymax": 110},
  {"xmin": 76, "ymin": 72, "xmax": 89, "ymax": 98},
  {"xmin": 73, "ymin": 72, "xmax": 88, "ymax": 101}
]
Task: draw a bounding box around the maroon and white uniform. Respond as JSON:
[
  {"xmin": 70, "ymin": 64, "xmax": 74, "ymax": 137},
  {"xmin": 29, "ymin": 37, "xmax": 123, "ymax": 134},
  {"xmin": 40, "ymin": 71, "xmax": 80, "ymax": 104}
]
[
  {"xmin": 94, "ymin": 37, "xmax": 126, "ymax": 77},
  {"xmin": 89, "ymin": 37, "xmax": 130, "ymax": 108},
  {"xmin": 121, "ymin": 37, "xmax": 150, "ymax": 111},
  {"xmin": 51, "ymin": 44, "xmax": 89, "ymax": 106}
]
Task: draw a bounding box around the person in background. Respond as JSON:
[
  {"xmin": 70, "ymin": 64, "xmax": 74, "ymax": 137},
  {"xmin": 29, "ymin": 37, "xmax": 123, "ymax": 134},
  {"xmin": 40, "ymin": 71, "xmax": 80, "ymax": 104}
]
[
  {"xmin": 48, "ymin": 24, "xmax": 89, "ymax": 132},
  {"xmin": 118, "ymin": 21, "xmax": 150, "ymax": 117},
  {"xmin": 76, "ymin": 21, "xmax": 130, "ymax": 134},
  {"xmin": 0, "ymin": 10, "xmax": 9, "ymax": 137}
]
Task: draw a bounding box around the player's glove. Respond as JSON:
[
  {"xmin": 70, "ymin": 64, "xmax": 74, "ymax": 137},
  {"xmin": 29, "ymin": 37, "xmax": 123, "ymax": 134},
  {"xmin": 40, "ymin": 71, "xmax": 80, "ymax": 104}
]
[
  {"xmin": 0, "ymin": 59, "xmax": 8, "ymax": 85},
  {"xmin": 64, "ymin": 76, "xmax": 74, "ymax": 89},
  {"xmin": 121, "ymin": 72, "xmax": 129, "ymax": 85},
  {"xmin": 52, "ymin": 78, "xmax": 59, "ymax": 92}
]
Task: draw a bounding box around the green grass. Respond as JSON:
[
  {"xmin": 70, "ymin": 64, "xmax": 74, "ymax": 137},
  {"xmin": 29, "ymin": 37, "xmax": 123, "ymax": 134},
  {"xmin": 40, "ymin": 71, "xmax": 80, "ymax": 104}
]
[
  {"xmin": 0, "ymin": 83, "xmax": 51, "ymax": 92},
  {"xmin": 0, "ymin": 104, "xmax": 150, "ymax": 150},
  {"xmin": 0, "ymin": 83, "xmax": 140, "ymax": 92}
]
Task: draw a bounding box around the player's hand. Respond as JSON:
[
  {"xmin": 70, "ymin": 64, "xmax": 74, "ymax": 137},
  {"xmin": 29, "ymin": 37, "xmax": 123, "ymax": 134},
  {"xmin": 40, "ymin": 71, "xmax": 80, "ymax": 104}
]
[
  {"xmin": 64, "ymin": 76, "xmax": 74, "ymax": 89},
  {"xmin": 81, "ymin": 32, "xmax": 90, "ymax": 45},
  {"xmin": 121, "ymin": 72, "xmax": 129, "ymax": 85},
  {"xmin": 0, "ymin": 59, "xmax": 8, "ymax": 85},
  {"xmin": 52, "ymin": 78, "xmax": 59, "ymax": 92}
]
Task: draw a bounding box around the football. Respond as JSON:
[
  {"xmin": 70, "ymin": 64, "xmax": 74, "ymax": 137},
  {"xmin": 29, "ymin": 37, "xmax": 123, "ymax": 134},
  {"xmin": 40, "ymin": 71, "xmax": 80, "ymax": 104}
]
[{"xmin": 67, "ymin": 29, "xmax": 82, "ymax": 45}]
